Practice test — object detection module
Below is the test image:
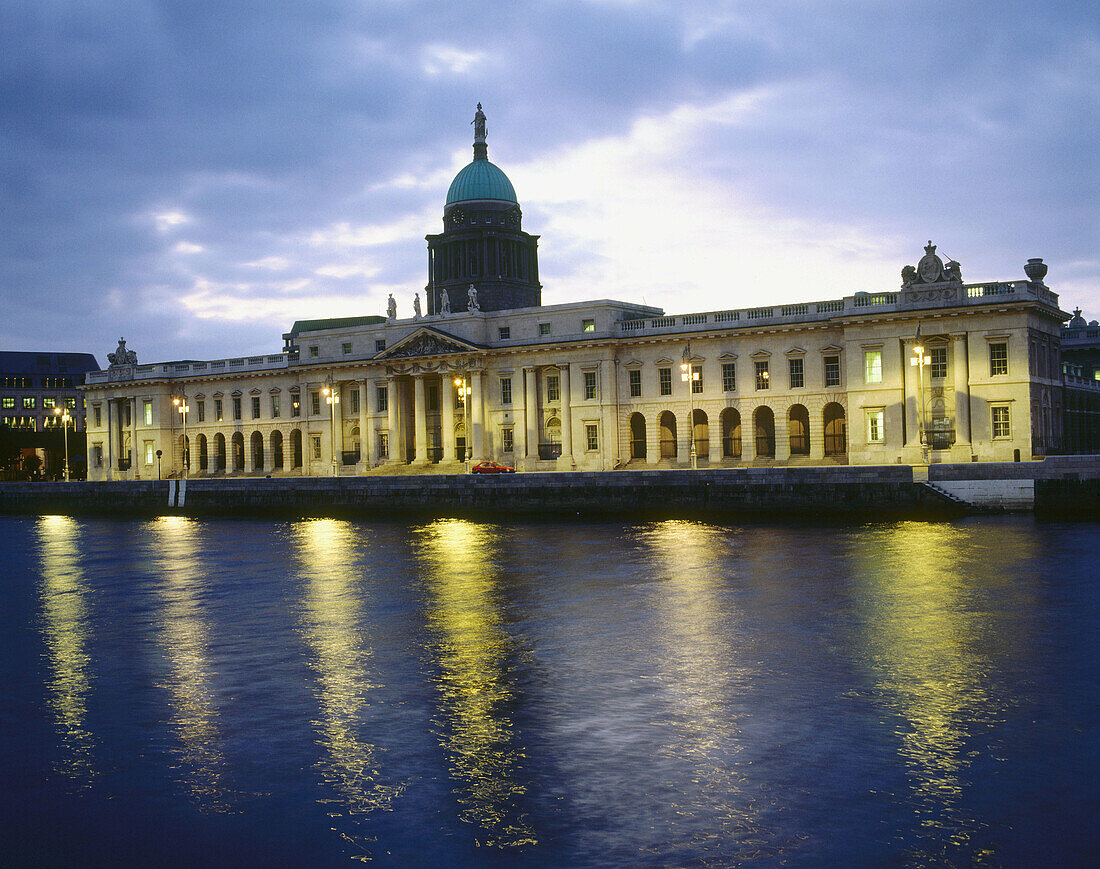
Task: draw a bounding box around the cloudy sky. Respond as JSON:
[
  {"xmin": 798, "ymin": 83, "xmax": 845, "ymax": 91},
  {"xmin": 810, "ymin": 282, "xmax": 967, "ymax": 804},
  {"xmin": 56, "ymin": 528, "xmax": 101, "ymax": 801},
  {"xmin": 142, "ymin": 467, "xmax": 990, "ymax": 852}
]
[{"xmin": 3, "ymin": 0, "xmax": 1097, "ymax": 364}]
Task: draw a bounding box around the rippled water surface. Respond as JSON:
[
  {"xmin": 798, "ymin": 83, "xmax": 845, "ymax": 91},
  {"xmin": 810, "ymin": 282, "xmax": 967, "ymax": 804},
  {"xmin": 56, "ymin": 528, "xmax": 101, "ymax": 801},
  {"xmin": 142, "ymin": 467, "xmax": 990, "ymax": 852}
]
[{"xmin": 3, "ymin": 515, "xmax": 1099, "ymax": 866}]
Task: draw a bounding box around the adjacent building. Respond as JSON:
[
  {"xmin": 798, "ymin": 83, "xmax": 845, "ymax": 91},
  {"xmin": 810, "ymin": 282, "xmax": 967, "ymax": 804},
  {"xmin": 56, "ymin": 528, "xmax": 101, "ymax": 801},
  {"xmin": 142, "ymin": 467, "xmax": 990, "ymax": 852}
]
[
  {"xmin": 82, "ymin": 110, "xmax": 1070, "ymax": 480},
  {"xmin": 1061, "ymin": 308, "xmax": 1100, "ymax": 453}
]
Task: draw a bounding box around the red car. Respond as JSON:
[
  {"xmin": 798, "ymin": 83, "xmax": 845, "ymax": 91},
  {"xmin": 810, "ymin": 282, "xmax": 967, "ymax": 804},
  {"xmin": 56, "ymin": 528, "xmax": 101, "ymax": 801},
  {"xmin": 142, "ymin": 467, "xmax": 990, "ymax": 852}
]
[{"xmin": 471, "ymin": 461, "xmax": 516, "ymax": 474}]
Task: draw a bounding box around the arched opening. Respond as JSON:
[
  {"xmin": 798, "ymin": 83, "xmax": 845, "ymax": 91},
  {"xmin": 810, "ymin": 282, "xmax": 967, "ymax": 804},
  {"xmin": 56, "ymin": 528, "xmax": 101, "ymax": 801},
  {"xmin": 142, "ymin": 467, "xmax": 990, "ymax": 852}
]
[
  {"xmin": 350, "ymin": 425, "xmax": 361, "ymax": 464},
  {"xmin": 250, "ymin": 431, "xmax": 264, "ymax": 471},
  {"xmin": 721, "ymin": 408, "xmax": 742, "ymax": 458},
  {"xmin": 754, "ymin": 406, "xmax": 776, "ymax": 458},
  {"xmin": 692, "ymin": 409, "xmax": 709, "ymax": 459},
  {"xmin": 231, "ymin": 432, "xmax": 245, "ymax": 471},
  {"xmin": 823, "ymin": 403, "xmax": 846, "ymax": 456},
  {"xmin": 629, "ymin": 413, "xmax": 647, "ymax": 460},
  {"xmin": 789, "ymin": 404, "xmax": 810, "ymax": 456},
  {"xmin": 659, "ymin": 411, "xmax": 677, "ymax": 458},
  {"xmin": 271, "ymin": 430, "xmax": 284, "ymax": 470},
  {"xmin": 291, "ymin": 429, "xmax": 303, "ymax": 468},
  {"xmin": 542, "ymin": 417, "xmax": 561, "ymax": 460},
  {"xmin": 214, "ymin": 433, "xmax": 226, "ymax": 471},
  {"xmin": 197, "ymin": 434, "xmax": 208, "ymax": 472},
  {"xmin": 455, "ymin": 422, "xmax": 468, "ymax": 461}
]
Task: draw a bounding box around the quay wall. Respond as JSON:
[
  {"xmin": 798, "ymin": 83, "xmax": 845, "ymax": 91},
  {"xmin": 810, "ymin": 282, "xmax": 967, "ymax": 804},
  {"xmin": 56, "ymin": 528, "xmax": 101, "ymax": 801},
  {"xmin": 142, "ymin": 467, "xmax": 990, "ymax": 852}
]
[
  {"xmin": 0, "ymin": 466, "xmax": 948, "ymax": 521},
  {"xmin": 2, "ymin": 460, "xmax": 1096, "ymax": 520}
]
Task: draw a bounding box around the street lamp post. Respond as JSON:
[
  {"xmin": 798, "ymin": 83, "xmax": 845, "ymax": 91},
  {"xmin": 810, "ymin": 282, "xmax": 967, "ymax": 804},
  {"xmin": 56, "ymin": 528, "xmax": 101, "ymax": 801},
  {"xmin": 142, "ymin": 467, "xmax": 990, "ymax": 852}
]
[
  {"xmin": 454, "ymin": 375, "xmax": 472, "ymax": 472},
  {"xmin": 322, "ymin": 376, "xmax": 340, "ymax": 477},
  {"xmin": 53, "ymin": 406, "xmax": 72, "ymax": 481},
  {"xmin": 172, "ymin": 394, "xmax": 190, "ymax": 478},
  {"xmin": 910, "ymin": 340, "xmax": 932, "ymax": 460},
  {"xmin": 680, "ymin": 345, "xmax": 699, "ymax": 470}
]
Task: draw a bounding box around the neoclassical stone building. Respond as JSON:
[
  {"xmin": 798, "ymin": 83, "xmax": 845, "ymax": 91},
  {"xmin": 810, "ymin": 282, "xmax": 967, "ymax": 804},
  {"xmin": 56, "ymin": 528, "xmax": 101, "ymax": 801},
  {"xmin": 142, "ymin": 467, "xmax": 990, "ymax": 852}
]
[{"xmin": 83, "ymin": 111, "xmax": 1068, "ymax": 480}]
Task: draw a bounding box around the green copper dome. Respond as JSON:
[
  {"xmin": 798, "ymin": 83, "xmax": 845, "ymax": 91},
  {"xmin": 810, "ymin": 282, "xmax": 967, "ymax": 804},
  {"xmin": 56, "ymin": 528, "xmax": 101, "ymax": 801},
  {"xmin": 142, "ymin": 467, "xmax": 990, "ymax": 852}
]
[{"xmin": 446, "ymin": 158, "xmax": 517, "ymax": 205}]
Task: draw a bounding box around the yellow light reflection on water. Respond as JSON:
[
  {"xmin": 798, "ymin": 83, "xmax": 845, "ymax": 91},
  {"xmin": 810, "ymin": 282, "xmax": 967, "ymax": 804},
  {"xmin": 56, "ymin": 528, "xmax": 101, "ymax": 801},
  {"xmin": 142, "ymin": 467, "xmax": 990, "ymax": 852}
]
[
  {"xmin": 36, "ymin": 515, "xmax": 96, "ymax": 783},
  {"xmin": 294, "ymin": 518, "xmax": 401, "ymax": 843},
  {"xmin": 150, "ymin": 516, "xmax": 231, "ymax": 810},
  {"xmin": 850, "ymin": 520, "xmax": 1034, "ymax": 859},
  {"xmin": 642, "ymin": 520, "xmax": 767, "ymax": 854},
  {"xmin": 417, "ymin": 519, "xmax": 536, "ymax": 849}
]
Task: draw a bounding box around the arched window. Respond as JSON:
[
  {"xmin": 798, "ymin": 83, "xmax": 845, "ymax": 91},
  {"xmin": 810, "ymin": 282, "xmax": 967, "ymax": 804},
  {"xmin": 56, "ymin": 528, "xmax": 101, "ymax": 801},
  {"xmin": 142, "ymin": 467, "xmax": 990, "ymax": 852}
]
[
  {"xmin": 692, "ymin": 409, "xmax": 709, "ymax": 459},
  {"xmin": 629, "ymin": 413, "xmax": 647, "ymax": 459},
  {"xmin": 823, "ymin": 403, "xmax": 846, "ymax": 456},
  {"xmin": 754, "ymin": 406, "xmax": 775, "ymax": 458},
  {"xmin": 659, "ymin": 411, "xmax": 677, "ymax": 458},
  {"xmin": 721, "ymin": 408, "xmax": 742, "ymax": 458},
  {"xmin": 789, "ymin": 404, "xmax": 810, "ymax": 455}
]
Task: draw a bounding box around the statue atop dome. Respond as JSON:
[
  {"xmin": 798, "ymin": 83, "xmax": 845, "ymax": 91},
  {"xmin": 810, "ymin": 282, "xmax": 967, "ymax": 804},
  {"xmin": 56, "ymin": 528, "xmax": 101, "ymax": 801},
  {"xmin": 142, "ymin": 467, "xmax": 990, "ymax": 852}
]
[{"xmin": 472, "ymin": 103, "xmax": 487, "ymax": 144}]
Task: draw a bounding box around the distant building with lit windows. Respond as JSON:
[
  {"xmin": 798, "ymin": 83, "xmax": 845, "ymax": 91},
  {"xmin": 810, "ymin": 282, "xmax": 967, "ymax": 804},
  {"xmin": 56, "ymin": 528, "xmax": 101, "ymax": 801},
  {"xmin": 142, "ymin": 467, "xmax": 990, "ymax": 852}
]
[
  {"xmin": 0, "ymin": 351, "xmax": 98, "ymax": 432},
  {"xmin": 1061, "ymin": 308, "xmax": 1100, "ymax": 453},
  {"xmin": 81, "ymin": 109, "xmax": 1073, "ymax": 480}
]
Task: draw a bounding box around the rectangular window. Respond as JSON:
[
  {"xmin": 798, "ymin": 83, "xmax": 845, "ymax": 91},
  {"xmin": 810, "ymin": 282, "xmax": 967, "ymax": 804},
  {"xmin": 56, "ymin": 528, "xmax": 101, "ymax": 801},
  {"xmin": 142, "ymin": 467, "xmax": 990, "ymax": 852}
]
[
  {"xmin": 23, "ymin": 396, "xmax": 35, "ymax": 409},
  {"xmin": 500, "ymin": 377, "xmax": 512, "ymax": 405},
  {"xmin": 584, "ymin": 371, "xmax": 597, "ymax": 400},
  {"xmin": 342, "ymin": 342, "xmax": 352, "ymax": 355},
  {"xmin": 585, "ymin": 423, "xmax": 598, "ymax": 451},
  {"xmin": 310, "ymin": 392, "xmax": 320, "ymax": 416},
  {"xmin": 93, "ymin": 444, "xmax": 103, "ymax": 467},
  {"xmin": 498, "ymin": 327, "xmax": 510, "ymax": 340},
  {"xmin": 659, "ymin": 367, "xmax": 672, "ymax": 396},
  {"xmin": 691, "ymin": 364, "xmax": 703, "ymax": 395},
  {"xmin": 1, "ymin": 397, "xmax": 12, "ymax": 408},
  {"xmin": 291, "ymin": 394, "xmax": 301, "ymax": 417},
  {"xmin": 196, "ymin": 400, "xmax": 205, "ymax": 423},
  {"xmin": 628, "ymin": 369, "xmax": 642, "ymax": 397},
  {"xmin": 539, "ymin": 322, "xmax": 551, "ymax": 336},
  {"xmin": 215, "ymin": 399, "xmax": 223, "ymax": 421},
  {"xmin": 349, "ymin": 390, "xmax": 359, "ymax": 415},
  {"xmin": 722, "ymin": 362, "xmax": 736, "ymax": 392},
  {"xmin": 309, "ymin": 346, "xmax": 319, "ymax": 358},
  {"xmin": 427, "ymin": 384, "xmax": 439, "ymax": 411},
  {"xmin": 375, "ymin": 339, "xmax": 386, "ymax": 352},
  {"xmin": 233, "ymin": 397, "xmax": 242, "ymax": 420},
  {"xmin": 824, "ymin": 356, "xmax": 841, "ymax": 387},
  {"xmin": 376, "ymin": 385, "xmax": 388, "ymax": 413},
  {"xmin": 251, "ymin": 397, "xmax": 261, "ymax": 419},
  {"xmin": 789, "ymin": 358, "xmax": 804, "ymax": 389},
  {"xmin": 267, "ymin": 395, "xmax": 277, "ymax": 418},
  {"xmin": 867, "ymin": 410, "xmax": 885, "ymax": 443},
  {"xmin": 144, "ymin": 441, "xmax": 155, "ymax": 465},
  {"xmin": 582, "ymin": 318, "xmax": 595, "ymax": 332},
  {"xmin": 992, "ymin": 406, "xmax": 1010, "ymax": 439},
  {"xmin": 929, "ymin": 347, "xmax": 947, "ymax": 379},
  {"xmin": 864, "ymin": 350, "xmax": 882, "ymax": 383},
  {"xmin": 502, "ymin": 427, "xmax": 514, "ymax": 453},
  {"xmin": 143, "ymin": 399, "xmax": 153, "ymax": 425},
  {"xmin": 377, "ymin": 432, "xmax": 389, "ymax": 458},
  {"xmin": 44, "ymin": 397, "xmax": 56, "ymax": 409},
  {"xmin": 755, "ymin": 361, "xmax": 770, "ymax": 390},
  {"xmin": 990, "ymin": 343, "xmax": 1008, "ymax": 376},
  {"xmin": 546, "ymin": 374, "xmax": 560, "ymax": 403},
  {"xmin": 312, "ymin": 435, "xmax": 322, "ymax": 460},
  {"xmin": 93, "ymin": 405, "xmax": 102, "ymax": 427}
]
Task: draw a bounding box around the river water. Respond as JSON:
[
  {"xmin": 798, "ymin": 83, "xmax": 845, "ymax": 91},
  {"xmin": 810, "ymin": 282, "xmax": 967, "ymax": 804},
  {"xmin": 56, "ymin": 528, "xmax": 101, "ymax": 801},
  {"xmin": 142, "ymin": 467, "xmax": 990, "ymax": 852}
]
[{"xmin": 3, "ymin": 514, "xmax": 1098, "ymax": 867}]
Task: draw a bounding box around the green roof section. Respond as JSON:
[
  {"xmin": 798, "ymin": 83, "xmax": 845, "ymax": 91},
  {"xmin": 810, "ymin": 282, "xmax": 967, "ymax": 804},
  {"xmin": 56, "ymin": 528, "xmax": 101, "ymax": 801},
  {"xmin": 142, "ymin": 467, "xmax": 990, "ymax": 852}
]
[
  {"xmin": 288, "ymin": 315, "xmax": 386, "ymax": 334},
  {"xmin": 446, "ymin": 159, "xmax": 518, "ymax": 205}
]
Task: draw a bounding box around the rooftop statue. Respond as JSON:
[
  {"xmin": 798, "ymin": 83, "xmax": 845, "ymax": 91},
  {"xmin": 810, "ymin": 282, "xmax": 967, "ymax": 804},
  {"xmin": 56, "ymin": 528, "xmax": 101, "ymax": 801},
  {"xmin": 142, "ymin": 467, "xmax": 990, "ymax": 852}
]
[
  {"xmin": 413, "ymin": 292, "xmax": 422, "ymax": 320},
  {"xmin": 467, "ymin": 285, "xmax": 480, "ymax": 311},
  {"xmin": 107, "ymin": 337, "xmax": 137, "ymax": 367},
  {"xmin": 472, "ymin": 102, "xmax": 486, "ymax": 144},
  {"xmin": 439, "ymin": 288, "xmax": 450, "ymax": 314},
  {"xmin": 387, "ymin": 293, "xmax": 397, "ymax": 320}
]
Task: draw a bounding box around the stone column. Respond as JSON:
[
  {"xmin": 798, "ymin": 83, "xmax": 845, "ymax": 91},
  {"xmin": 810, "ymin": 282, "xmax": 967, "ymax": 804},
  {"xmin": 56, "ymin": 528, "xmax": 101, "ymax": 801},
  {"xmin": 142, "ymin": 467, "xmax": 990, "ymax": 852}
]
[
  {"xmin": 245, "ymin": 431, "xmax": 255, "ymax": 473},
  {"xmin": 744, "ymin": 407, "xmax": 758, "ymax": 461},
  {"xmin": 334, "ymin": 383, "xmax": 344, "ymax": 463},
  {"xmin": 441, "ymin": 374, "xmax": 456, "ymax": 462},
  {"xmin": 358, "ymin": 380, "xmax": 369, "ymax": 468},
  {"xmin": 809, "ymin": 403, "xmax": 825, "ymax": 462},
  {"xmin": 708, "ymin": 411, "xmax": 724, "ymax": 464},
  {"xmin": 558, "ymin": 364, "xmax": 573, "ymax": 463},
  {"xmin": 680, "ymin": 407, "xmax": 693, "ymax": 465},
  {"xmin": 387, "ymin": 376, "xmax": 401, "ymax": 463},
  {"xmin": 106, "ymin": 399, "xmax": 116, "ymax": 478},
  {"xmin": 903, "ymin": 338, "xmax": 920, "ymax": 447},
  {"xmin": 413, "ymin": 375, "xmax": 428, "ymax": 464},
  {"xmin": 512, "ymin": 371, "xmax": 526, "ymax": 464},
  {"xmin": 128, "ymin": 398, "xmax": 137, "ymax": 477},
  {"xmin": 647, "ymin": 410, "xmax": 661, "ymax": 465},
  {"xmin": 525, "ymin": 368, "xmax": 538, "ymax": 459},
  {"xmin": 470, "ymin": 370, "xmax": 486, "ymax": 460},
  {"xmin": 953, "ymin": 334, "xmax": 971, "ymax": 446},
  {"xmin": 775, "ymin": 407, "xmax": 791, "ymax": 462}
]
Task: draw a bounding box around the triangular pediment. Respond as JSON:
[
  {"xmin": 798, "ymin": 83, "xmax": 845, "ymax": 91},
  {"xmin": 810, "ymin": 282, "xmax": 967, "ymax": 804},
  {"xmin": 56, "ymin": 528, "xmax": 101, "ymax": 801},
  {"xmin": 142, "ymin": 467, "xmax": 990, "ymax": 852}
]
[
  {"xmin": 819, "ymin": 344, "xmax": 844, "ymax": 354},
  {"xmin": 376, "ymin": 327, "xmax": 483, "ymax": 359}
]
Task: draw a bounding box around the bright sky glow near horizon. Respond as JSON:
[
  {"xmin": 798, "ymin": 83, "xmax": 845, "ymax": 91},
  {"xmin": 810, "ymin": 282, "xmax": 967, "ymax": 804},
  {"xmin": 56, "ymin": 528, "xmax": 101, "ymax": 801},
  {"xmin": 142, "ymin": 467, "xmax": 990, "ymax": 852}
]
[{"xmin": 3, "ymin": 1, "xmax": 1098, "ymax": 364}]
